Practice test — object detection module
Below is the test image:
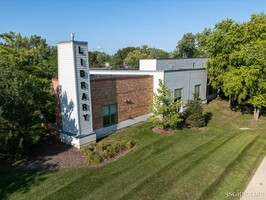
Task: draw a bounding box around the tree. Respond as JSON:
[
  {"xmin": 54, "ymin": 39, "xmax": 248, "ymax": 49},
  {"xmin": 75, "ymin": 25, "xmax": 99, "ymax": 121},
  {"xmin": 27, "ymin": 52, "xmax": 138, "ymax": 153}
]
[
  {"xmin": 149, "ymin": 80, "xmax": 182, "ymax": 129},
  {"xmin": 0, "ymin": 32, "xmax": 57, "ymax": 157},
  {"xmin": 148, "ymin": 47, "xmax": 169, "ymax": 59},
  {"xmin": 124, "ymin": 49, "xmax": 149, "ymax": 68},
  {"xmin": 195, "ymin": 28, "xmax": 211, "ymax": 57},
  {"xmin": 205, "ymin": 13, "xmax": 266, "ymax": 120},
  {"xmin": 109, "ymin": 47, "xmax": 136, "ymax": 68},
  {"xmin": 89, "ymin": 51, "xmax": 110, "ymax": 68},
  {"xmin": 111, "ymin": 46, "xmax": 169, "ymax": 68},
  {"xmin": 174, "ymin": 33, "xmax": 196, "ymax": 58},
  {"xmin": 248, "ymin": 94, "xmax": 266, "ymax": 121},
  {"xmin": 184, "ymin": 93, "xmax": 205, "ymax": 128},
  {"xmin": 124, "ymin": 46, "xmax": 169, "ymax": 68}
]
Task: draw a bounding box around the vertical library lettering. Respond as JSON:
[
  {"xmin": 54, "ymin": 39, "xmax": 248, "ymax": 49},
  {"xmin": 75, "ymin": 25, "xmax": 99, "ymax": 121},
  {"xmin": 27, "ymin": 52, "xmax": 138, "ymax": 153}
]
[{"xmin": 79, "ymin": 46, "xmax": 90, "ymax": 122}]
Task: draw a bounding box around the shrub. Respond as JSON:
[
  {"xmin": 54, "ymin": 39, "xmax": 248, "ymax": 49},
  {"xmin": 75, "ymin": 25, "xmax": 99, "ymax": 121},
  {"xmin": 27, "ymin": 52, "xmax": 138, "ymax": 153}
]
[
  {"xmin": 184, "ymin": 93, "xmax": 205, "ymax": 128},
  {"xmin": 149, "ymin": 79, "xmax": 183, "ymax": 129},
  {"xmin": 82, "ymin": 139, "xmax": 134, "ymax": 166}
]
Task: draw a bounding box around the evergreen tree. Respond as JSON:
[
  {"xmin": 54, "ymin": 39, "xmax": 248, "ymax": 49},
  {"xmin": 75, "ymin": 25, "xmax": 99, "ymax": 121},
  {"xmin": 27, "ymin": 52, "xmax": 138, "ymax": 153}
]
[
  {"xmin": 184, "ymin": 93, "xmax": 205, "ymax": 128},
  {"xmin": 149, "ymin": 80, "xmax": 182, "ymax": 129}
]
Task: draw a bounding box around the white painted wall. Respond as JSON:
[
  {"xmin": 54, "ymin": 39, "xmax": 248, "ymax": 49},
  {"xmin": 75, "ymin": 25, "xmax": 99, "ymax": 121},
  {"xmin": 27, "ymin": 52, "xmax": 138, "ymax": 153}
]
[
  {"xmin": 58, "ymin": 42, "xmax": 80, "ymax": 135},
  {"xmin": 139, "ymin": 59, "xmax": 157, "ymax": 71}
]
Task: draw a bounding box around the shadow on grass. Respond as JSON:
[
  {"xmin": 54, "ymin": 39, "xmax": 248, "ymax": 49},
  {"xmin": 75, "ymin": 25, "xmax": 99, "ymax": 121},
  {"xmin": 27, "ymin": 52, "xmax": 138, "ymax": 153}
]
[
  {"xmin": 204, "ymin": 112, "xmax": 213, "ymax": 126},
  {"xmin": 0, "ymin": 169, "xmax": 57, "ymax": 200},
  {"xmin": 0, "ymin": 135, "xmax": 75, "ymax": 199}
]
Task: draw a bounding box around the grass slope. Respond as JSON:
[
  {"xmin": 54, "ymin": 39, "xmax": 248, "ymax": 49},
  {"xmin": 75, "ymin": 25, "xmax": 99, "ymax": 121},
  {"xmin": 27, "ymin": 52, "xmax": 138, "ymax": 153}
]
[{"xmin": 1, "ymin": 100, "xmax": 266, "ymax": 200}]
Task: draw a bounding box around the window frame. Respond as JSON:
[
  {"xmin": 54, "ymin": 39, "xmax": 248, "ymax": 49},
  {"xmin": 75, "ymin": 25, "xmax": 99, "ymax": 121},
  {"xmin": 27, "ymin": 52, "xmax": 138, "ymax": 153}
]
[
  {"xmin": 102, "ymin": 104, "xmax": 118, "ymax": 127},
  {"xmin": 174, "ymin": 88, "xmax": 182, "ymax": 102},
  {"xmin": 194, "ymin": 84, "xmax": 201, "ymax": 97},
  {"xmin": 174, "ymin": 88, "xmax": 183, "ymax": 112}
]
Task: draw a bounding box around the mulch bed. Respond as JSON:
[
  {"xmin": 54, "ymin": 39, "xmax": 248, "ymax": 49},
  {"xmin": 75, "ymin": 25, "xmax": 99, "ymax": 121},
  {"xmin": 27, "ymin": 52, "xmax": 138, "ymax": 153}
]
[
  {"xmin": 0, "ymin": 137, "xmax": 87, "ymax": 171},
  {"xmin": 152, "ymin": 127, "xmax": 175, "ymax": 135}
]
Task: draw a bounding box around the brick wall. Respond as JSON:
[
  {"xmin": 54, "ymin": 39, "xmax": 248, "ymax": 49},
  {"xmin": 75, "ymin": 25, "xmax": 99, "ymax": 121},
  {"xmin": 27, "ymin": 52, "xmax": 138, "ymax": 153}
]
[
  {"xmin": 51, "ymin": 78, "xmax": 62, "ymax": 127},
  {"xmin": 52, "ymin": 75, "xmax": 153, "ymax": 130},
  {"xmin": 91, "ymin": 76, "xmax": 153, "ymax": 129}
]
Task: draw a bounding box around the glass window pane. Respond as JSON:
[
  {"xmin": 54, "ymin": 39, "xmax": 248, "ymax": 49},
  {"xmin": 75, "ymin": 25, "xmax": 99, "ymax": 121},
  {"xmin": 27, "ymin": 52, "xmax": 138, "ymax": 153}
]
[
  {"xmin": 110, "ymin": 114, "xmax": 117, "ymax": 124},
  {"xmin": 103, "ymin": 116, "xmax": 110, "ymax": 126},
  {"xmin": 110, "ymin": 104, "xmax": 117, "ymax": 114},
  {"xmin": 174, "ymin": 89, "xmax": 182, "ymax": 98},
  {"xmin": 195, "ymin": 85, "xmax": 200, "ymax": 93},
  {"xmin": 103, "ymin": 106, "xmax": 109, "ymax": 116}
]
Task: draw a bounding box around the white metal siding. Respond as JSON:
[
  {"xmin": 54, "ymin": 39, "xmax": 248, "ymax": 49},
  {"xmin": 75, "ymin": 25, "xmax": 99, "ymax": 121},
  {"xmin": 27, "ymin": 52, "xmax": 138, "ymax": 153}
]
[
  {"xmin": 164, "ymin": 69, "xmax": 207, "ymax": 108},
  {"xmin": 58, "ymin": 43, "xmax": 80, "ymax": 134}
]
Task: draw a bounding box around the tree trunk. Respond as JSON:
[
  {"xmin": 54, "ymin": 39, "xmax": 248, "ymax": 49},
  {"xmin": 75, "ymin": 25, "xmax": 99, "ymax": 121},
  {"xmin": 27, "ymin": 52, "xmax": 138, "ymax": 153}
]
[{"xmin": 253, "ymin": 107, "xmax": 260, "ymax": 121}]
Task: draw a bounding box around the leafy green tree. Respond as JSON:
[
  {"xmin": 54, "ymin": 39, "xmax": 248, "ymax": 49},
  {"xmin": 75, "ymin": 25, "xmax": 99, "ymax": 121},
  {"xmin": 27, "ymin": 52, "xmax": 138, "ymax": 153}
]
[
  {"xmin": 184, "ymin": 93, "xmax": 205, "ymax": 127},
  {"xmin": 248, "ymin": 94, "xmax": 266, "ymax": 120},
  {"xmin": 124, "ymin": 46, "xmax": 169, "ymax": 68},
  {"xmin": 124, "ymin": 49, "xmax": 149, "ymax": 68},
  {"xmin": 205, "ymin": 13, "xmax": 266, "ymax": 120},
  {"xmin": 148, "ymin": 47, "xmax": 169, "ymax": 59},
  {"xmin": 195, "ymin": 28, "xmax": 211, "ymax": 57},
  {"xmin": 174, "ymin": 33, "xmax": 197, "ymax": 58},
  {"xmin": 149, "ymin": 80, "xmax": 182, "ymax": 129},
  {"xmin": 0, "ymin": 32, "xmax": 56, "ymax": 156},
  {"xmin": 109, "ymin": 47, "xmax": 136, "ymax": 68},
  {"xmin": 89, "ymin": 51, "xmax": 110, "ymax": 68}
]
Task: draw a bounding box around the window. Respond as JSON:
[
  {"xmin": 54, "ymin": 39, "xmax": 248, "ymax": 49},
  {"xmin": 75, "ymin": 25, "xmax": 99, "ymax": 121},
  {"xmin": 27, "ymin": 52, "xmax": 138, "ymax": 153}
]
[
  {"xmin": 174, "ymin": 88, "xmax": 182, "ymax": 112},
  {"xmin": 174, "ymin": 88, "xmax": 182, "ymax": 102},
  {"xmin": 78, "ymin": 46, "xmax": 84, "ymax": 54},
  {"xmin": 195, "ymin": 84, "xmax": 201, "ymax": 97},
  {"xmin": 103, "ymin": 104, "xmax": 118, "ymax": 127}
]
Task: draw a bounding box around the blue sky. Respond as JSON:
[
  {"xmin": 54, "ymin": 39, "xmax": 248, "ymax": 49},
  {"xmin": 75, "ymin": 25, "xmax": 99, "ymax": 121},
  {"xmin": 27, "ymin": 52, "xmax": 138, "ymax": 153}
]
[{"xmin": 0, "ymin": 0, "xmax": 265, "ymax": 54}]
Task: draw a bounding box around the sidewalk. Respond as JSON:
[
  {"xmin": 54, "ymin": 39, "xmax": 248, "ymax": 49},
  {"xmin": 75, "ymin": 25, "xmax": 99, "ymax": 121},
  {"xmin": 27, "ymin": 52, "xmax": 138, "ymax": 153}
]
[{"xmin": 240, "ymin": 156, "xmax": 266, "ymax": 200}]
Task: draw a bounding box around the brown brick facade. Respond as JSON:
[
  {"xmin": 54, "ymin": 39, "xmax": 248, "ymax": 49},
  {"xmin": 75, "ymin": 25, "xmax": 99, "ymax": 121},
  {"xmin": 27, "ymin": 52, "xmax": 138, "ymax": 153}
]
[
  {"xmin": 52, "ymin": 75, "xmax": 153, "ymax": 131},
  {"xmin": 91, "ymin": 76, "xmax": 153, "ymax": 129},
  {"xmin": 51, "ymin": 78, "xmax": 62, "ymax": 127}
]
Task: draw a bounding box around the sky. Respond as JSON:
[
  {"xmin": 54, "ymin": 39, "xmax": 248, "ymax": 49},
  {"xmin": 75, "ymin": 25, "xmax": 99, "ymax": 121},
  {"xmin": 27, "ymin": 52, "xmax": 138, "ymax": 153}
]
[{"xmin": 0, "ymin": 0, "xmax": 265, "ymax": 55}]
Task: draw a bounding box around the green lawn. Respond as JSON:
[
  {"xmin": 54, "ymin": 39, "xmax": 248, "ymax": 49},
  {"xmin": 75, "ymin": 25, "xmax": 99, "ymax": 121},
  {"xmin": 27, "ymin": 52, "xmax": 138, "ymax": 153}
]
[{"xmin": 1, "ymin": 100, "xmax": 266, "ymax": 200}]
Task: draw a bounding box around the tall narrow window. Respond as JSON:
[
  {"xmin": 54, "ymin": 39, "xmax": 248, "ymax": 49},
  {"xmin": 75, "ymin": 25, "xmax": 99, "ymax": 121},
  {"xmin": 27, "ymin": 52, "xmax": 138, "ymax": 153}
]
[
  {"xmin": 174, "ymin": 88, "xmax": 182, "ymax": 102},
  {"xmin": 103, "ymin": 104, "xmax": 118, "ymax": 127},
  {"xmin": 78, "ymin": 46, "xmax": 84, "ymax": 54},
  {"xmin": 174, "ymin": 88, "xmax": 182, "ymax": 112},
  {"xmin": 194, "ymin": 84, "xmax": 201, "ymax": 97}
]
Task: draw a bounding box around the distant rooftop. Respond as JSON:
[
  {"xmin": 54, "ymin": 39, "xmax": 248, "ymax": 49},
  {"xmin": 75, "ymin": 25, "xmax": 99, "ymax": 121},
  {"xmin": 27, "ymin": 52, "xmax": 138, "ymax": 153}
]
[{"xmin": 139, "ymin": 58, "xmax": 208, "ymax": 71}]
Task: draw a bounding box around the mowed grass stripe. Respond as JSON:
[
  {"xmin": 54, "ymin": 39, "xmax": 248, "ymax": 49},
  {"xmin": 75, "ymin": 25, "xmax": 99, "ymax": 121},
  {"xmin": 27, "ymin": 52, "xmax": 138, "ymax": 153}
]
[
  {"xmin": 2, "ymin": 100, "xmax": 266, "ymax": 200},
  {"xmin": 163, "ymin": 132, "xmax": 259, "ymax": 200},
  {"xmin": 199, "ymin": 132, "xmax": 266, "ymax": 200},
  {"xmin": 79, "ymin": 132, "xmax": 237, "ymax": 200},
  {"xmin": 120, "ymin": 132, "xmax": 247, "ymax": 200},
  {"xmin": 44, "ymin": 130, "xmax": 221, "ymax": 200}
]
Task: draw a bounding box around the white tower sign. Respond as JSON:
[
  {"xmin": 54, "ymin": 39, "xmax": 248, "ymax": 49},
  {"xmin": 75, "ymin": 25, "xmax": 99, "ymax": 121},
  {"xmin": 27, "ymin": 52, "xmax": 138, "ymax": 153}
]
[{"xmin": 58, "ymin": 34, "xmax": 96, "ymax": 148}]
